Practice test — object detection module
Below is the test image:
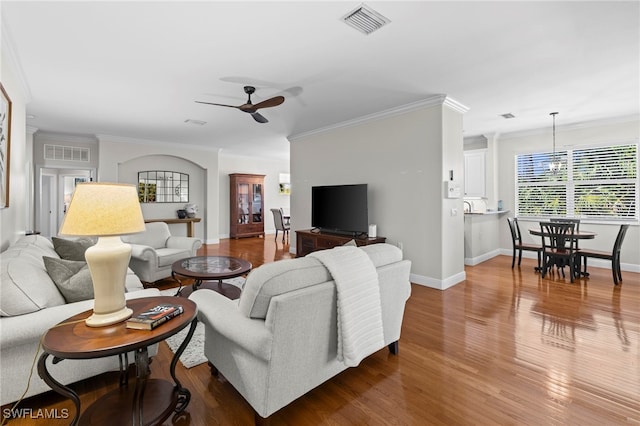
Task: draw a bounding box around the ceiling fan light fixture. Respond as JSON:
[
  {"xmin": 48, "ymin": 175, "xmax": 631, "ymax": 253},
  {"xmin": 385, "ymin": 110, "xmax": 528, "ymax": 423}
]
[
  {"xmin": 547, "ymin": 112, "xmax": 563, "ymax": 175},
  {"xmin": 500, "ymin": 113, "xmax": 515, "ymax": 119},
  {"xmin": 342, "ymin": 4, "xmax": 390, "ymax": 35},
  {"xmin": 195, "ymin": 86, "xmax": 284, "ymax": 124}
]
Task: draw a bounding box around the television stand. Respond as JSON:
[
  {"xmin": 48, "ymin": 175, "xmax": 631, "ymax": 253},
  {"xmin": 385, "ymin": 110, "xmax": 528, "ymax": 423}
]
[{"xmin": 296, "ymin": 229, "xmax": 386, "ymax": 257}]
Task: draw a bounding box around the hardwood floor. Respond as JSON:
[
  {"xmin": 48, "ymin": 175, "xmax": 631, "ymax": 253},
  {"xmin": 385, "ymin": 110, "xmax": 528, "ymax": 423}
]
[{"xmin": 3, "ymin": 237, "xmax": 639, "ymax": 425}]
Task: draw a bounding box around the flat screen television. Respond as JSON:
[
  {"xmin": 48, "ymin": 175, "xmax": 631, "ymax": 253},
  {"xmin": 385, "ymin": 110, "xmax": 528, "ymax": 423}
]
[{"xmin": 311, "ymin": 184, "xmax": 368, "ymax": 236}]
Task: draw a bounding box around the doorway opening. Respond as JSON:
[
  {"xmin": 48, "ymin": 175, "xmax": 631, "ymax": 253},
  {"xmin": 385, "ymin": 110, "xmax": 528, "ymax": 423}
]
[{"xmin": 37, "ymin": 168, "xmax": 93, "ymax": 238}]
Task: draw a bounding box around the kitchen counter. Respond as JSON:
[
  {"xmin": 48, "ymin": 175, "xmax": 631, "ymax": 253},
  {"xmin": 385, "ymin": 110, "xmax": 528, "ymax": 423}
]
[{"xmin": 464, "ymin": 211, "xmax": 509, "ymax": 265}]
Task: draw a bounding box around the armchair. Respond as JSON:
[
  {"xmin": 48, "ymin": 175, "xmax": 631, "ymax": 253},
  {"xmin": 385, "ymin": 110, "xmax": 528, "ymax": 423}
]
[{"xmin": 121, "ymin": 221, "xmax": 201, "ymax": 284}]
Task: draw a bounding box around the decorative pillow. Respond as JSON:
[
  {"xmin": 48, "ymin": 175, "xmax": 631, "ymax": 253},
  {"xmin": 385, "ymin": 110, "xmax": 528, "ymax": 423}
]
[
  {"xmin": 43, "ymin": 257, "xmax": 94, "ymax": 303},
  {"xmin": 343, "ymin": 239, "xmax": 358, "ymax": 247},
  {"xmin": 52, "ymin": 237, "xmax": 95, "ymax": 261}
]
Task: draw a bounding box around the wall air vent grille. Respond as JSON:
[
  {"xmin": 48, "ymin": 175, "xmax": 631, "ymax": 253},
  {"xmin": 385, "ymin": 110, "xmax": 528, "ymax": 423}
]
[
  {"xmin": 342, "ymin": 5, "xmax": 390, "ymax": 35},
  {"xmin": 44, "ymin": 144, "xmax": 90, "ymax": 162}
]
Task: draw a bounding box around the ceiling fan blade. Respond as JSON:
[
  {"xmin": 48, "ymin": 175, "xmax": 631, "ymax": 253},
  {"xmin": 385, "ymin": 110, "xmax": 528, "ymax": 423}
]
[
  {"xmin": 251, "ymin": 112, "xmax": 269, "ymax": 123},
  {"xmin": 195, "ymin": 101, "xmax": 240, "ymax": 109},
  {"xmin": 251, "ymin": 96, "xmax": 285, "ymax": 110}
]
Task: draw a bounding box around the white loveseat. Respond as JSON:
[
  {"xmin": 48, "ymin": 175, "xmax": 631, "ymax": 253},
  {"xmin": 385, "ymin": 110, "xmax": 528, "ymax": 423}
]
[
  {"xmin": 189, "ymin": 243, "xmax": 411, "ymax": 422},
  {"xmin": 0, "ymin": 235, "xmax": 160, "ymax": 406}
]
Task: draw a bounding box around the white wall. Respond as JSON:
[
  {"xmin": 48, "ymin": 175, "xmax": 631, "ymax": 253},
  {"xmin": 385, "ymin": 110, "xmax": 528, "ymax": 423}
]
[
  {"xmin": 32, "ymin": 132, "xmax": 98, "ymax": 236},
  {"xmin": 218, "ymin": 153, "xmax": 290, "ymax": 238},
  {"xmin": 97, "ymin": 136, "xmax": 221, "ymax": 243},
  {"xmin": 97, "ymin": 136, "xmax": 290, "ymax": 243},
  {"xmin": 441, "ymin": 106, "xmax": 465, "ymax": 282},
  {"xmin": 118, "ymin": 154, "xmax": 206, "ymax": 239},
  {"xmin": 496, "ymin": 118, "xmax": 640, "ymax": 271},
  {"xmin": 0, "ymin": 37, "xmax": 29, "ymax": 250},
  {"xmin": 290, "ymin": 98, "xmax": 466, "ymax": 288}
]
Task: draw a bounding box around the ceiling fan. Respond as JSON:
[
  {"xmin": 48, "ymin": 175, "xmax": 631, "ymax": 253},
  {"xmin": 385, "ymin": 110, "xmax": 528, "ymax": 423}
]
[{"xmin": 196, "ymin": 86, "xmax": 285, "ymax": 123}]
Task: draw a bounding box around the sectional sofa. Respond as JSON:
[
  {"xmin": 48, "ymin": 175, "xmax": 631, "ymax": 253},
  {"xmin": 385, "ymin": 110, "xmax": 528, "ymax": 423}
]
[{"xmin": 0, "ymin": 235, "xmax": 161, "ymax": 406}]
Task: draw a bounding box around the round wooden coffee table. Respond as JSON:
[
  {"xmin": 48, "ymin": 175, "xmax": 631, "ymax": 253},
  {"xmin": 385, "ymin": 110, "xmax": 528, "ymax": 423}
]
[
  {"xmin": 37, "ymin": 296, "xmax": 198, "ymax": 426},
  {"xmin": 171, "ymin": 255, "xmax": 252, "ymax": 299}
]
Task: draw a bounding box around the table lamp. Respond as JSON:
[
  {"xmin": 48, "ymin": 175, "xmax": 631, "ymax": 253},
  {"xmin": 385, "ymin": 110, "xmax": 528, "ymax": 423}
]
[{"xmin": 59, "ymin": 183, "xmax": 145, "ymax": 327}]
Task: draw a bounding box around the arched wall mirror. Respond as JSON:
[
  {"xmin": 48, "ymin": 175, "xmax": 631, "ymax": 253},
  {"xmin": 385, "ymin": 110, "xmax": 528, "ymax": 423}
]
[{"xmin": 138, "ymin": 170, "xmax": 189, "ymax": 203}]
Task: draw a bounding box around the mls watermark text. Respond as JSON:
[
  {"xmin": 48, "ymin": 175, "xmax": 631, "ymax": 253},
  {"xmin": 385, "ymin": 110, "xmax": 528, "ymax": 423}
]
[{"xmin": 2, "ymin": 408, "xmax": 70, "ymax": 420}]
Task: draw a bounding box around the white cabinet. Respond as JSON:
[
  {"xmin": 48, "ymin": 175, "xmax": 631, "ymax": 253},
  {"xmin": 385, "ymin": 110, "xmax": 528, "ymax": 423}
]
[{"xmin": 464, "ymin": 150, "xmax": 486, "ymax": 197}]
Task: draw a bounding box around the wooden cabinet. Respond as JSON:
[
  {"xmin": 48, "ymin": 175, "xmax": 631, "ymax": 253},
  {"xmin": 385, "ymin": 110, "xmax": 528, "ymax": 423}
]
[
  {"xmin": 464, "ymin": 150, "xmax": 486, "ymax": 197},
  {"xmin": 296, "ymin": 229, "xmax": 386, "ymax": 257},
  {"xmin": 230, "ymin": 174, "xmax": 265, "ymax": 239}
]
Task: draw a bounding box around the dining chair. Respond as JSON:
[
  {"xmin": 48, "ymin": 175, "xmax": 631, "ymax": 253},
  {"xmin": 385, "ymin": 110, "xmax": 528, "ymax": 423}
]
[
  {"xmin": 540, "ymin": 221, "xmax": 580, "ymax": 282},
  {"xmin": 579, "ymin": 224, "xmax": 629, "ymax": 285},
  {"xmin": 550, "ymin": 218, "xmax": 581, "ymax": 231},
  {"xmin": 270, "ymin": 208, "xmax": 290, "ymax": 243},
  {"xmin": 507, "ymin": 217, "xmax": 542, "ymax": 271}
]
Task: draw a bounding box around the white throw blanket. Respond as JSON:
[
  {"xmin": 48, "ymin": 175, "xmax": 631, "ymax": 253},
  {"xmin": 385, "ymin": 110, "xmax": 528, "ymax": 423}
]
[{"xmin": 309, "ymin": 246, "xmax": 385, "ymax": 367}]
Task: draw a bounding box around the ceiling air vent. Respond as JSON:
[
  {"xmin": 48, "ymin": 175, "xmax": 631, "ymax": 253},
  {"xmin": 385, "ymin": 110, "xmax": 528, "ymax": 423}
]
[{"xmin": 342, "ymin": 4, "xmax": 390, "ymax": 35}]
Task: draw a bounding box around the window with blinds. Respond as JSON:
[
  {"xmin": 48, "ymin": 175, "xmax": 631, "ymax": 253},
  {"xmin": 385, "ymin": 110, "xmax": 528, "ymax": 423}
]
[{"xmin": 516, "ymin": 143, "xmax": 638, "ymax": 221}]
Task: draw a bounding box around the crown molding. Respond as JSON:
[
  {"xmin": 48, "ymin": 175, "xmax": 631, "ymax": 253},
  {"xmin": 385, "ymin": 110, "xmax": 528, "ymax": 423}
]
[
  {"xmin": 443, "ymin": 96, "xmax": 470, "ymax": 114},
  {"xmin": 35, "ymin": 131, "xmax": 98, "ymax": 144},
  {"xmin": 498, "ymin": 114, "xmax": 640, "ymax": 140},
  {"xmin": 26, "ymin": 126, "xmax": 38, "ymax": 135},
  {"xmin": 95, "ymin": 133, "xmax": 221, "ymax": 153},
  {"xmin": 1, "ymin": 18, "xmax": 32, "ymax": 102},
  {"xmin": 289, "ymin": 94, "xmax": 469, "ymax": 141}
]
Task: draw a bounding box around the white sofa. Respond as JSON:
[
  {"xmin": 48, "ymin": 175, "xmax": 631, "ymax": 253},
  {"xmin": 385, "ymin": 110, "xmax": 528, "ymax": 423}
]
[
  {"xmin": 121, "ymin": 221, "xmax": 202, "ymax": 284},
  {"xmin": 189, "ymin": 243, "xmax": 411, "ymax": 422},
  {"xmin": 0, "ymin": 235, "xmax": 160, "ymax": 406}
]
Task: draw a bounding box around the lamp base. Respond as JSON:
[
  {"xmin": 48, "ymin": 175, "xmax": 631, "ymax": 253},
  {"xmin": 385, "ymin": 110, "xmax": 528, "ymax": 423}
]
[
  {"xmin": 86, "ymin": 306, "xmax": 133, "ymax": 327},
  {"xmin": 84, "ymin": 236, "xmax": 134, "ymax": 328}
]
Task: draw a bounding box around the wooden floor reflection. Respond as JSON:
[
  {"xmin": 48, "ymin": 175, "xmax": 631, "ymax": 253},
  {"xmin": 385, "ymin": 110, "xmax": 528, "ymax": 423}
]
[
  {"xmin": 4, "ymin": 238, "xmax": 638, "ymax": 425},
  {"xmin": 438, "ymin": 256, "xmax": 639, "ymax": 425}
]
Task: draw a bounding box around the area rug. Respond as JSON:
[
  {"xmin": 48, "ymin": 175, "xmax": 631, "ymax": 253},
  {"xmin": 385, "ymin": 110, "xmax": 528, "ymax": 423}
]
[{"xmin": 160, "ymin": 277, "xmax": 245, "ymax": 368}]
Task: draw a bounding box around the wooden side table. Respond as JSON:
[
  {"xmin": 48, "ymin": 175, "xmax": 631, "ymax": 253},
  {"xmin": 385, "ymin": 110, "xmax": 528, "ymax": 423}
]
[
  {"xmin": 144, "ymin": 218, "xmax": 201, "ymax": 237},
  {"xmin": 38, "ymin": 296, "xmax": 198, "ymax": 426}
]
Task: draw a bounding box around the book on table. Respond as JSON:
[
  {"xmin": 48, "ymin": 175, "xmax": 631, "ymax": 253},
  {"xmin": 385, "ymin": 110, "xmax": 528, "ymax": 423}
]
[{"xmin": 126, "ymin": 303, "xmax": 184, "ymax": 330}]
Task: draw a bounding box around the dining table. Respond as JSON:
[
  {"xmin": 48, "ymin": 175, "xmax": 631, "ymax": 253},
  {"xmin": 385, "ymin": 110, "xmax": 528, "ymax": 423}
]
[
  {"xmin": 528, "ymin": 227, "xmax": 597, "ymax": 277},
  {"xmin": 528, "ymin": 228, "xmax": 597, "ymax": 240}
]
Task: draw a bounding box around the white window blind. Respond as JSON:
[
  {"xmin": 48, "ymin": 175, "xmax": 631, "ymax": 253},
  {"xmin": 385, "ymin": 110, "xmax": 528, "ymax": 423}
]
[{"xmin": 516, "ymin": 143, "xmax": 638, "ymax": 221}]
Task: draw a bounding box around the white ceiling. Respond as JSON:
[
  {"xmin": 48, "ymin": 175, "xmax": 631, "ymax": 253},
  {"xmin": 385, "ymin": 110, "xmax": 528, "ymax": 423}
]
[{"xmin": 2, "ymin": 1, "xmax": 638, "ymax": 160}]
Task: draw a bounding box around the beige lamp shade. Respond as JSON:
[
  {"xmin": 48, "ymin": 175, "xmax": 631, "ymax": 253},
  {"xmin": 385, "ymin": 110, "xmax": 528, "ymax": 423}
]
[
  {"xmin": 58, "ymin": 182, "xmax": 145, "ymax": 327},
  {"xmin": 60, "ymin": 183, "xmax": 145, "ymax": 236}
]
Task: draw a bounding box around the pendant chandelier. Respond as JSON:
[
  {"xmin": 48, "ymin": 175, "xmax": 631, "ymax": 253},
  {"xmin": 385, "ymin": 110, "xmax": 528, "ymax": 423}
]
[{"xmin": 548, "ymin": 112, "xmax": 563, "ymax": 174}]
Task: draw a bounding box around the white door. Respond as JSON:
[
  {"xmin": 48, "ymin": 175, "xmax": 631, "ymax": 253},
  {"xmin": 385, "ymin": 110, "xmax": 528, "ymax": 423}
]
[
  {"xmin": 57, "ymin": 173, "xmax": 91, "ymax": 232},
  {"xmin": 40, "ymin": 174, "xmax": 55, "ymax": 238}
]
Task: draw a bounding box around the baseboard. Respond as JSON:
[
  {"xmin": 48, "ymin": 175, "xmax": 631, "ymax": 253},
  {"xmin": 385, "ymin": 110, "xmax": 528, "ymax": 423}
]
[
  {"xmin": 410, "ymin": 271, "xmax": 466, "ymax": 291},
  {"xmin": 464, "ymin": 249, "xmax": 502, "ymax": 266}
]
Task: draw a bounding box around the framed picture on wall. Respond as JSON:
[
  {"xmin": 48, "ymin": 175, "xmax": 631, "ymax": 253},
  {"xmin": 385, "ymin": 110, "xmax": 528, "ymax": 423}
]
[
  {"xmin": 279, "ymin": 183, "xmax": 291, "ymax": 195},
  {"xmin": 278, "ymin": 173, "xmax": 290, "ymax": 195},
  {"xmin": 0, "ymin": 83, "xmax": 12, "ymax": 208}
]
